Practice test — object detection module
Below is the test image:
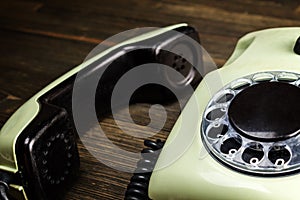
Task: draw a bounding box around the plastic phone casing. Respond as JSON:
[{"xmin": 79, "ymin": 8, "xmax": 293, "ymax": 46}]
[{"xmin": 149, "ymin": 27, "xmax": 300, "ymax": 200}]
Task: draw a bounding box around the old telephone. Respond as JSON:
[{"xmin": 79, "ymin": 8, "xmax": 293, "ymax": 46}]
[{"xmin": 0, "ymin": 23, "xmax": 300, "ymax": 200}]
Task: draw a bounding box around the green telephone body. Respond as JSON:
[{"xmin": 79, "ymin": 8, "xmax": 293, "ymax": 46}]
[{"xmin": 149, "ymin": 27, "xmax": 300, "ymax": 200}]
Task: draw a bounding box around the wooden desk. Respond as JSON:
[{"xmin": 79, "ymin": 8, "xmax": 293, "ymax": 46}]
[{"xmin": 0, "ymin": 0, "xmax": 300, "ymax": 199}]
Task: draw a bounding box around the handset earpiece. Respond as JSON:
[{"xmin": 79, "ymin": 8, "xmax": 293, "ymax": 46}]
[{"xmin": 81, "ymin": 25, "xmax": 203, "ymax": 115}]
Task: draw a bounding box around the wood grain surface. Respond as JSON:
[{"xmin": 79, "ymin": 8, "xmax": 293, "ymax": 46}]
[{"xmin": 1, "ymin": 0, "xmax": 300, "ymax": 199}]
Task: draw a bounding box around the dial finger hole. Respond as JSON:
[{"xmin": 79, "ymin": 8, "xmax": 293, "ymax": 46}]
[
  {"xmin": 216, "ymin": 93, "xmax": 234, "ymax": 104},
  {"xmin": 207, "ymin": 124, "xmax": 228, "ymax": 139},
  {"xmin": 277, "ymin": 72, "xmax": 298, "ymax": 82},
  {"xmin": 268, "ymin": 145, "xmax": 291, "ymax": 165},
  {"xmin": 220, "ymin": 136, "xmax": 242, "ymax": 155},
  {"xmin": 242, "ymin": 143, "xmax": 264, "ymax": 165},
  {"xmin": 231, "ymin": 79, "xmax": 251, "ymax": 91},
  {"xmin": 206, "ymin": 107, "xmax": 226, "ymax": 121},
  {"xmin": 252, "ymin": 73, "xmax": 274, "ymax": 83}
]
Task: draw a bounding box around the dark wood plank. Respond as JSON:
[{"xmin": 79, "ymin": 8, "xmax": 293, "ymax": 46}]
[{"xmin": 0, "ymin": 29, "xmax": 94, "ymax": 123}]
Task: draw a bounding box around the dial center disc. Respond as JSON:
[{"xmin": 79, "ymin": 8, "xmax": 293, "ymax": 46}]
[{"xmin": 228, "ymin": 82, "xmax": 300, "ymax": 141}]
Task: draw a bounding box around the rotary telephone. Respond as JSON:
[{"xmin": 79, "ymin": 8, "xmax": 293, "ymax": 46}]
[{"xmin": 0, "ymin": 23, "xmax": 300, "ymax": 200}]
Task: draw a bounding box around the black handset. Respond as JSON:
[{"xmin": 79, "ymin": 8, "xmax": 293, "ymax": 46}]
[{"xmin": 0, "ymin": 24, "xmax": 203, "ymax": 200}]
